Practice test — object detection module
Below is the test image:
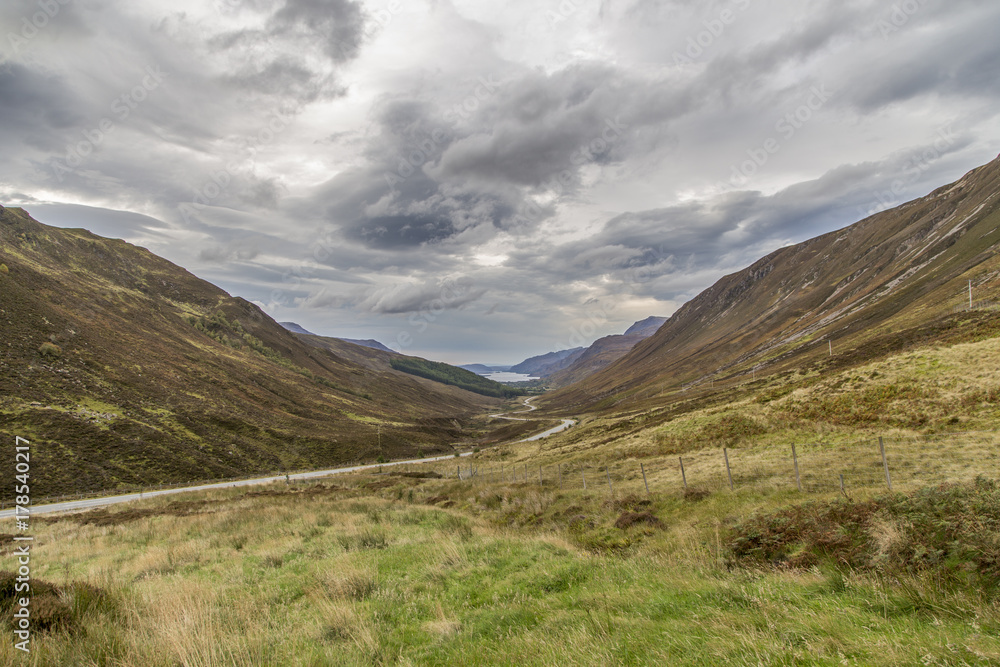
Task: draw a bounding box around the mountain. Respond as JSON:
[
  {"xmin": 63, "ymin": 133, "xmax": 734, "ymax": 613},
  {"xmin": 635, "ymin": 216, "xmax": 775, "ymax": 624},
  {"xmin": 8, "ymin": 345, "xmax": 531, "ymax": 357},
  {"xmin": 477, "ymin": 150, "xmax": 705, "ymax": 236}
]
[
  {"xmin": 545, "ymin": 156, "xmax": 1000, "ymax": 413},
  {"xmin": 624, "ymin": 316, "xmax": 667, "ymax": 337},
  {"xmin": 510, "ymin": 348, "xmax": 585, "ymax": 376},
  {"xmin": 544, "ymin": 317, "xmax": 671, "ymax": 387},
  {"xmin": 0, "ymin": 207, "xmax": 502, "ymax": 499},
  {"xmin": 338, "ymin": 338, "xmax": 394, "ymax": 353},
  {"xmin": 279, "ymin": 322, "xmax": 394, "ymax": 353},
  {"xmin": 460, "ymin": 364, "xmax": 496, "ymax": 374},
  {"xmin": 279, "ymin": 321, "xmax": 315, "ymax": 335}
]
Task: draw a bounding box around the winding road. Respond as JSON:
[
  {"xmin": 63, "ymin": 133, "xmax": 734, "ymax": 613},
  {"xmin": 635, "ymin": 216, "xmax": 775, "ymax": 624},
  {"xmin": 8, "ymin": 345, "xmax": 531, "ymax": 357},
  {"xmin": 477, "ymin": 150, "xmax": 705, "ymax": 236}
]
[
  {"xmin": 2, "ymin": 398, "xmax": 575, "ymax": 518},
  {"xmin": 490, "ymin": 396, "xmax": 578, "ymax": 441}
]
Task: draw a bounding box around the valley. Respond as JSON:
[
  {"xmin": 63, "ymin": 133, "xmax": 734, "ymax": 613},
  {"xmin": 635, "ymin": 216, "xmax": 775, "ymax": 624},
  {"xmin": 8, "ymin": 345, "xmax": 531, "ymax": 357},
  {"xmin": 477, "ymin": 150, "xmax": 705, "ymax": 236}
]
[{"xmin": 3, "ymin": 159, "xmax": 1000, "ymax": 665}]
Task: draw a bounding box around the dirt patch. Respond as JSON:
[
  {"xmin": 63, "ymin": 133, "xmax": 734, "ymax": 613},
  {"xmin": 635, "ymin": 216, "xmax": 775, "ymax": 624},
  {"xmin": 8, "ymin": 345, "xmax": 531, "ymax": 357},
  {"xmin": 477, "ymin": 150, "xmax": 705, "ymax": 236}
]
[
  {"xmin": 683, "ymin": 488, "xmax": 711, "ymax": 502},
  {"xmin": 614, "ymin": 511, "xmax": 666, "ymax": 530},
  {"xmin": 424, "ymin": 495, "xmax": 454, "ymax": 508},
  {"xmin": 395, "ymin": 471, "xmax": 443, "ymax": 479},
  {"xmin": 604, "ymin": 494, "xmax": 652, "ymax": 512}
]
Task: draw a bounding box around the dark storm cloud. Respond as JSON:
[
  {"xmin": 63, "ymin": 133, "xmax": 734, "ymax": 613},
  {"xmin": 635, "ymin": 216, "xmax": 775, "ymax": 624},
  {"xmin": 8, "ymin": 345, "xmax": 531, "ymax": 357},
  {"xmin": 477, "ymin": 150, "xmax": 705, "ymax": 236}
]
[
  {"xmin": 311, "ymin": 63, "xmax": 687, "ymax": 255},
  {"xmin": 270, "ymin": 0, "xmax": 368, "ymax": 63},
  {"xmin": 0, "ymin": 64, "xmax": 85, "ymax": 151}
]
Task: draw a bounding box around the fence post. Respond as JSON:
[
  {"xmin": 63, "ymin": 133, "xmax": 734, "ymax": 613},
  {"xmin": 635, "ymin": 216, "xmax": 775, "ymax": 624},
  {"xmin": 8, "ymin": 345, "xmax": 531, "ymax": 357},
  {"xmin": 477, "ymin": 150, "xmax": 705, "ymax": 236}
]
[
  {"xmin": 840, "ymin": 473, "xmax": 846, "ymax": 497},
  {"xmin": 679, "ymin": 457, "xmax": 688, "ymax": 490},
  {"xmin": 723, "ymin": 448, "xmax": 734, "ymax": 491},
  {"xmin": 538, "ymin": 466, "xmax": 543, "ymax": 485},
  {"xmin": 606, "ymin": 467, "xmax": 613, "ymax": 495},
  {"xmin": 792, "ymin": 444, "xmax": 802, "ymax": 492},
  {"xmin": 582, "ymin": 468, "xmax": 587, "ymax": 491},
  {"xmin": 640, "ymin": 462, "xmax": 650, "ymax": 495},
  {"xmin": 879, "ymin": 436, "xmax": 892, "ymax": 491},
  {"xmin": 457, "ymin": 465, "xmax": 461, "ymax": 481},
  {"xmin": 558, "ymin": 464, "xmax": 562, "ymax": 489}
]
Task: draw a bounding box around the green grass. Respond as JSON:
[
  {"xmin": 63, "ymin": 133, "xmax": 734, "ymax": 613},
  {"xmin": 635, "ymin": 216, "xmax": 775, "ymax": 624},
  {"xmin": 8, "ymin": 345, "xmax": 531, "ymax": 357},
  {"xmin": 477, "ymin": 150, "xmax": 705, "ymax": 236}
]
[{"xmin": 5, "ymin": 472, "xmax": 1000, "ymax": 665}]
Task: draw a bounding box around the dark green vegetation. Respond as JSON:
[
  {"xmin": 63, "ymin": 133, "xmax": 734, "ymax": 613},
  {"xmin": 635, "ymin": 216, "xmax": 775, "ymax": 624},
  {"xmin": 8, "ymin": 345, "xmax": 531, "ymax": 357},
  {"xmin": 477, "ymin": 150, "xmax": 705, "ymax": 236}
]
[
  {"xmin": 389, "ymin": 356, "xmax": 526, "ymax": 398},
  {"xmin": 730, "ymin": 478, "xmax": 1000, "ymax": 590},
  {"xmin": 0, "ymin": 206, "xmax": 510, "ymax": 500}
]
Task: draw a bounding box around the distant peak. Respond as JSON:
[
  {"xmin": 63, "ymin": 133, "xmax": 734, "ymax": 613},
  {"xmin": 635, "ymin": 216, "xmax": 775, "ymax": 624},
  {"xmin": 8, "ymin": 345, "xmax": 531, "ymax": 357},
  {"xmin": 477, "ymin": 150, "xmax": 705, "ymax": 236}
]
[{"xmin": 279, "ymin": 321, "xmax": 315, "ymax": 336}]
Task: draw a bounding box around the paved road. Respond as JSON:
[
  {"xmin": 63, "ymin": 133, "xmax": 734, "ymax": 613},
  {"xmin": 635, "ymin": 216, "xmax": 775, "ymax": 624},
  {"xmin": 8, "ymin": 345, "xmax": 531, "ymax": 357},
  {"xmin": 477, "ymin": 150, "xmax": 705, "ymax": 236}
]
[
  {"xmin": 3, "ymin": 397, "xmax": 576, "ymax": 519},
  {"xmin": 490, "ymin": 397, "xmax": 577, "ymax": 441},
  {"xmin": 0, "ymin": 451, "xmax": 473, "ymax": 519}
]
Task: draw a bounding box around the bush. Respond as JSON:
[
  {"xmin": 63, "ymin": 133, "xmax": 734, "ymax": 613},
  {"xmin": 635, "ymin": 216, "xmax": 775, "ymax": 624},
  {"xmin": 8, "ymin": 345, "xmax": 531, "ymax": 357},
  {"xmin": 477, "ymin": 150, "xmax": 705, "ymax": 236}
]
[
  {"xmin": 38, "ymin": 341, "xmax": 62, "ymax": 358},
  {"xmin": 0, "ymin": 263, "xmax": 8, "ymax": 274},
  {"xmin": 728, "ymin": 478, "xmax": 1000, "ymax": 590}
]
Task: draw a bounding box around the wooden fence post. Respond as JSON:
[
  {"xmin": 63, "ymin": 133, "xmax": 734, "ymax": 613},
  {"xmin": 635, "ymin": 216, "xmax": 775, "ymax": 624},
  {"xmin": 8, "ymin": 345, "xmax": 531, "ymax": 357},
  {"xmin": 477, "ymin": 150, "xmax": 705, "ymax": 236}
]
[
  {"xmin": 606, "ymin": 467, "xmax": 613, "ymax": 495},
  {"xmin": 558, "ymin": 464, "xmax": 562, "ymax": 489},
  {"xmin": 582, "ymin": 468, "xmax": 587, "ymax": 491},
  {"xmin": 724, "ymin": 448, "xmax": 734, "ymax": 491},
  {"xmin": 538, "ymin": 466, "xmax": 543, "ymax": 485},
  {"xmin": 679, "ymin": 457, "xmax": 687, "ymax": 490},
  {"xmin": 640, "ymin": 462, "xmax": 650, "ymax": 495},
  {"xmin": 792, "ymin": 444, "xmax": 802, "ymax": 492},
  {"xmin": 879, "ymin": 436, "xmax": 892, "ymax": 491}
]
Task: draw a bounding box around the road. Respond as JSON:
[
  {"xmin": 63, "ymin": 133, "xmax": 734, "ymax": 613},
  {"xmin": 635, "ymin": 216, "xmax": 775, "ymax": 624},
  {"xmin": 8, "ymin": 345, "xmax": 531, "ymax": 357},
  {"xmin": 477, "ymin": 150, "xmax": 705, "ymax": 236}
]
[
  {"xmin": 0, "ymin": 451, "xmax": 473, "ymax": 519},
  {"xmin": 3, "ymin": 397, "xmax": 576, "ymax": 519},
  {"xmin": 490, "ymin": 396, "xmax": 578, "ymax": 442}
]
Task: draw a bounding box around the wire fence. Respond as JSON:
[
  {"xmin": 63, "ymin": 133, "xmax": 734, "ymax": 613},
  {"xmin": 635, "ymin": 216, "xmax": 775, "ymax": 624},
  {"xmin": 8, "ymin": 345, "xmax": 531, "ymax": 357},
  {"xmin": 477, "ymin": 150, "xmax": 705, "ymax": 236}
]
[
  {"xmin": 443, "ymin": 432, "xmax": 1000, "ymax": 498},
  {"xmin": 8, "ymin": 432, "xmax": 999, "ymax": 511}
]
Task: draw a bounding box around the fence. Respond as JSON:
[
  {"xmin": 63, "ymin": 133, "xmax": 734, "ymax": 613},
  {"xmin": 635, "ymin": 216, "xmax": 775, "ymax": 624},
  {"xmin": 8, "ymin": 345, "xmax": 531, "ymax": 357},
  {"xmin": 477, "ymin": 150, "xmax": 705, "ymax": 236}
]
[{"xmin": 445, "ymin": 432, "xmax": 1000, "ymax": 498}]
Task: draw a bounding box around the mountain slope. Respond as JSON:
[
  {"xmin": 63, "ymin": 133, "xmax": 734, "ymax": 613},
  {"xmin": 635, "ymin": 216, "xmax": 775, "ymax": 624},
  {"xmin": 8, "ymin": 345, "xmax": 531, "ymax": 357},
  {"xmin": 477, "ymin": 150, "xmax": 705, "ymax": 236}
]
[
  {"xmin": 546, "ymin": 317, "xmax": 671, "ymax": 387},
  {"xmin": 545, "ymin": 156, "xmax": 1000, "ymax": 413},
  {"xmin": 624, "ymin": 316, "xmax": 667, "ymax": 337},
  {"xmin": 279, "ymin": 321, "xmax": 394, "ymax": 353},
  {"xmin": 510, "ymin": 348, "xmax": 585, "ymax": 376},
  {"xmin": 0, "ymin": 207, "xmax": 500, "ymax": 498}
]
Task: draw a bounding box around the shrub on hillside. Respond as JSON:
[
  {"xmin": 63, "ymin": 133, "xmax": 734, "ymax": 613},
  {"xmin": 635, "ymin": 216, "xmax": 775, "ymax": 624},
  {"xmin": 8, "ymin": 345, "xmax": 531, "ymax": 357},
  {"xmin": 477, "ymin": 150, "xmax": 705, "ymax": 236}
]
[
  {"xmin": 728, "ymin": 477, "xmax": 1000, "ymax": 590},
  {"xmin": 38, "ymin": 341, "xmax": 62, "ymax": 358}
]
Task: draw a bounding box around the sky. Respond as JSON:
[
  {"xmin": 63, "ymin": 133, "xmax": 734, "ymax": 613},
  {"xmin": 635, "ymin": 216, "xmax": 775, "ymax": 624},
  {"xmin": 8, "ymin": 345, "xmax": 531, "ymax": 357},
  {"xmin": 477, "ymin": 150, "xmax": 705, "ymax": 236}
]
[{"xmin": 2, "ymin": 0, "xmax": 999, "ymax": 365}]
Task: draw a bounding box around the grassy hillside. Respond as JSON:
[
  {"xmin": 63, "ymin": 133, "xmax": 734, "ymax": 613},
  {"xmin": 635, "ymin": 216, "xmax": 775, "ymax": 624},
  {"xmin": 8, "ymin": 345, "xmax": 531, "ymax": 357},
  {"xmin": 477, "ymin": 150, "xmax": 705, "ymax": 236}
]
[{"xmin": 0, "ymin": 206, "xmax": 504, "ymax": 499}]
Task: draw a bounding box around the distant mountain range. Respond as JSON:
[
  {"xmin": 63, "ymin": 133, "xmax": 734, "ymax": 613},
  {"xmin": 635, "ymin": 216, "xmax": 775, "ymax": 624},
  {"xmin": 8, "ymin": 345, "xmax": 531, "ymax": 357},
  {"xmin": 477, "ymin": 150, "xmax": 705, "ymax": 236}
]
[
  {"xmin": 278, "ymin": 322, "xmax": 394, "ymax": 353},
  {"xmin": 546, "ymin": 156, "xmax": 1000, "ymax": 414}
]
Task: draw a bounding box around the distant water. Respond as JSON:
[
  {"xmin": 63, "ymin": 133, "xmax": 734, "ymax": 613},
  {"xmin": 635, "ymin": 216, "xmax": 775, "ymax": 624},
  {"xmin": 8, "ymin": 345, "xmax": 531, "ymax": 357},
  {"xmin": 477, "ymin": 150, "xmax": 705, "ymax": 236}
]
[{"xmin": 483, "ymin": 372, "xmax": 539, "ymax": 383}]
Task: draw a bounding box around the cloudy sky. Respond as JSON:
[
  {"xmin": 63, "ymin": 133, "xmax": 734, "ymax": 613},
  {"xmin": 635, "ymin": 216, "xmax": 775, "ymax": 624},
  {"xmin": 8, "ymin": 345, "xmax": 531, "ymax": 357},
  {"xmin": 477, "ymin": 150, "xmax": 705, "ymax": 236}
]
[{"xmin": 2, "ymin": 0, "xmax": 999, "ymax": 364}]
